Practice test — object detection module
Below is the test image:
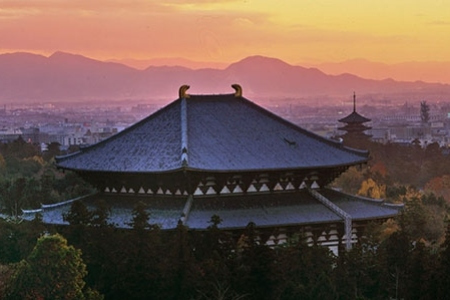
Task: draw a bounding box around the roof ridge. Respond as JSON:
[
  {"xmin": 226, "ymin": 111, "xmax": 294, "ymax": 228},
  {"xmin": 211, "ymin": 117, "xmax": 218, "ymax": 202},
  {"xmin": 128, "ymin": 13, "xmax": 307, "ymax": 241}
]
[{"xmin": 181, "ymin": 97, "xmax": 189, "ymax": 168}]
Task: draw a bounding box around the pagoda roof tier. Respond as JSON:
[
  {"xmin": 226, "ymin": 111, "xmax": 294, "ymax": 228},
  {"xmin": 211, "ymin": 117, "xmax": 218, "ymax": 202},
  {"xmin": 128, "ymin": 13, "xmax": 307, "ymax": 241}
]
[
  {"xmin": 56, "ymin": 86, "xmax": 368, "ymax": 174},
  {"xmin": 338, "ymin": 111, "xmax": 371, "ymax": 124},
  {"xmin": 338, "ymin": 124, "xmax": 372, "ymax": 132},
  {"xmin": 22, "ymin": 188, "xmax": 402, "ymax": 230}
]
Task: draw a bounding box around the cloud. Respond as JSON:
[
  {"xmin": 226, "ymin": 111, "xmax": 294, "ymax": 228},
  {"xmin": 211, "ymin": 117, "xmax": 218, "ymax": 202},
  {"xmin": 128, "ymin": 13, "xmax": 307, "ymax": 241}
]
[
  {"xmin": 0, "ymin": 0, "xmax": 174, "ymax": 17},
  {"xmin": 427, "ymin": 20, "xmax": 450, "ymax": 26},
  {"xmin": 0, "ymin": 0, "xmax": 448, "ymax": 64}
]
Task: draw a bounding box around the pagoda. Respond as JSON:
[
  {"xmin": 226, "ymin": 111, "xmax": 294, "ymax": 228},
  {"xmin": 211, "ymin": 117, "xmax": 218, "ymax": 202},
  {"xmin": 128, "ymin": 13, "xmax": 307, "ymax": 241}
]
[
  {"xmin": 26, "ymin": 85, "xmax": 400, "ymax": 254},
  {"xmin": 338, "ymin": 92, "xmax": 372, "ymax": 147}
]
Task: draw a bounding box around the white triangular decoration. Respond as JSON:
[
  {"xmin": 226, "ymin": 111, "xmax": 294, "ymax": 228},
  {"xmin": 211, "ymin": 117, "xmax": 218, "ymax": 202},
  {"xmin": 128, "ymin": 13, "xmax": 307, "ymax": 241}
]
[
  {"xmin": 247, "ymin": 184, "xmax": 257, "ymax": 193},
  {"xmin": 138, "ymin": 187, "xmax": 145, "ymax": 194},
  {"xmin": 156, "ymin": 187, "xmax": 164, "ymax": 194},
  {"xmin": 104, "ymin": 187, "xmax": 110, "ymax": 193},
  {"xmin": 299, "ymin": 181, "xmax": 307, "ymax": 189},
  {"xmin": 206, "ymin": 186, "xmax": 216, "ymax": 195},
  {"xmin": 311, "ymin": 181, "xmax": 320, "ymax": 189},
  {"xmin": 259, "ymin": 183, "xmax": 269, "ymax": 192},
  {"xmin": 285, "ymin": 182, "xmax": 295, "ymax": 190},
  {"xmin": 128, "ymin": 188, "xmax": 135, "ymax": 193},
  {"xmin": 220, "ymin": 186, "xmax": 231, "ymax": 194},
  {"xmin": 233, "ymin": 185, "xmax": 243, "ymax": 193},
  {"xmin": 165, "ymin": 189, "xmax": 172, "ymax": 195},
  {"xmin": 120, "ymin": 186, "xmax": 127, "ymax": 193},
  {"xmin": 175, "ymin": 189, "xmax": 182, "ymax": 195},
  {"xmin": 111, "ymin": 188, "xmax": 117, "ymax": 193},
  {"xmin": 147, "ymin": 188, "xmax": 153, "ymax": 194},
  {"xmin": 273, "ymin": 182, "xmax": 283, "ymax": 191},
  {"xmin": 194, "ymin": 187, "xmax": 204, "ymax": 195}
]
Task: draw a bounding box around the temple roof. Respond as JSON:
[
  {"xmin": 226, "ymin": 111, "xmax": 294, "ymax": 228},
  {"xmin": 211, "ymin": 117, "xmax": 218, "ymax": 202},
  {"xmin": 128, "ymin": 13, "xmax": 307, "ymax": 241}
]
[
  {"xmin": 22, "ymin": 188, "xmax": 401, "ymax": 230},
  {"xmin": 56, "ymin": 87, "xmax": 368, "ymax": 173},
  {"xmin": 338, "ymin": 111, "xmax": 371, "ymax": 124}
]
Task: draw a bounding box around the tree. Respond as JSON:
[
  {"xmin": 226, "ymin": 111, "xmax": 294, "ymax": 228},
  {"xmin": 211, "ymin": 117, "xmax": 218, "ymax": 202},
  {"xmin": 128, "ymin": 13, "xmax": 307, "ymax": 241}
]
[
  {"xmin": 332, "ymin": 166, "xmax": 364, "ymax": 195},
  {"xmin": 91, "ymin": 200, "xmax": 110, "ymax": 228},
  {"xmin": 43, "ymin": 142, "xmax": 61, "ymax": 161},
  {"xmin": 128, "ymin": 201, "xmax": 151, "ymax": 230},
  {"xmin": 436, "ymin": 220, "xmax": 450, "ymax": 298},
  {"xmin": 6, "ymin": 233, "xmax": 101, "ymax": 300},
  {"xmin": 232, "ymin": 222, "xmax": 278, "ymax": 300},
  {"xmin": 425, "ymin": 175, "xmax": 450, "ymax": 202},
  {"xmin": 0, "ymin": 153, "xmax": 5, "ymax": 170},
  {"xmin": 358, "ymin": 178, "xmax": 386, "ymax": 199},
  {"xmin": 277, "ymin": 235, "xmax": 336, "ymax": 300},
  {"xmin": 420, "ymin": 101, "xmax": 430, "ymax": 124},
  {"xmin": 63, "ymin": 200, "xmax": 93, "ymax": 226}
]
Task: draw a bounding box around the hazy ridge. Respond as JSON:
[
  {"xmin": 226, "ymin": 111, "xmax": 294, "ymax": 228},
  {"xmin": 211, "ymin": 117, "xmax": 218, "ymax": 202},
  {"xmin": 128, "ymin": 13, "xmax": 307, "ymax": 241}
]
[
  {"xmin": 307, "ymin": 59, "xmax": 450, "ymax": 85},
  {"xmin": 0, "ymin": 52, "xmax": 449, "ymax": 104}
]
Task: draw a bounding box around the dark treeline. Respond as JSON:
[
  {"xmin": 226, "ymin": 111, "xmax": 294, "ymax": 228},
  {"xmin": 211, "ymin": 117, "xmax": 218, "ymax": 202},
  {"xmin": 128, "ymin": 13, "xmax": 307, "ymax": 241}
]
[
  {"xmin": 0, "ymin": 198, "xmax": 450, "ymax": 300},
  {"xmin": 0, "ymin": 137, "xmax": 450, "ymax": 299},
  {"xmin": 0, "ymin": 138, "xmax": 92, "ymax": 218}
]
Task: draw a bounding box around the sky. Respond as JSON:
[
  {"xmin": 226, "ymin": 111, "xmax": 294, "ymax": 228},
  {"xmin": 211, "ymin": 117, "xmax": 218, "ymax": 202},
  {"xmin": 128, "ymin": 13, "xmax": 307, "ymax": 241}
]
[{"xmin": 0, "ymin": 0, "xmax": 450, "ymax": 65}]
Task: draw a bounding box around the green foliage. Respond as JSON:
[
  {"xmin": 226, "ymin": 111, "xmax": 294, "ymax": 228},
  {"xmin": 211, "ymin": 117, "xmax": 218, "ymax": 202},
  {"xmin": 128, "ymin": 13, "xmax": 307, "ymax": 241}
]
[
  {"xmin": 231, "ymin": 223, "xmax": 278, "ymax": 300},
  {"xmin": 90, "ymin": 200, "xmax": 110, "ymax": 228},
  {"xmin": 0, "ymin": 169, "xmax": 93, "ymax": 217},
  {"xmin": 436, "ymin": 221, "xmax": 450, "ymax": 298},
  {"xmin": 398, "ymin": 195, "xmax": 447, "ymax": 243},
  {"xmin": 0, "ymin": 136, "xmax": 40, "ymax": 161},
  {"xmin": 0, "ymin": 215, "xmax": 448, "ymax": 300},
  {"xmin": 0, "ymin": 132, "xmax": 450, "ymax": 299},
  {"xmin": 128, "ymin": 201, "xmax": 151, "ymax": 230},
  {"xmin": 277, "ymin": 237, "xmax": 336, "ymax": 300},
  {"xmin": 5, "ymin": 234, "xmax": 93, "ymax": 300},
  {"xmin": 0, "ymin": 137, "xmax": 93, "ymax": 217},
  {"xmin": 63, "ymin": 201, "xmax": 93, "ymax": 226}
]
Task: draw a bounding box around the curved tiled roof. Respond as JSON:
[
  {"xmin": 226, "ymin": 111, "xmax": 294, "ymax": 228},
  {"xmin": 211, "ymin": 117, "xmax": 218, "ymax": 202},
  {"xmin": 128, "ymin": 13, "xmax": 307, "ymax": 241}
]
[
  {"xmin": 338, "ymin": 111, "xmax": 371, "ymax": 124},
  {"xmin": 56, "ymin": 92, "xmax": 368, "ymax": 173},
  {"xmin": 21, "ymin": 188, "xmax": 401, "ymax": 230}
]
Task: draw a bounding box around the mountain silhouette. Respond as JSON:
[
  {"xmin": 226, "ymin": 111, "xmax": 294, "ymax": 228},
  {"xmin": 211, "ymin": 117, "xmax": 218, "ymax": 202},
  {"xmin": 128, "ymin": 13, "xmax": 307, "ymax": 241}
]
[
  {"xmin": 0, "ymin": 52, "xmax": 448, "ymax": 103},
  {"xmin": 309, "ymin": 59, "xmax": 450, "ymax": 84}
]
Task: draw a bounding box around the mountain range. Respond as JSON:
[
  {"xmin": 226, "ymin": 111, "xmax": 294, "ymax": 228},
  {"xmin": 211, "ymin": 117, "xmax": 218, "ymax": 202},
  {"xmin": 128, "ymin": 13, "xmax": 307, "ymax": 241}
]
[
  {"xmin": 0, "ymin": 51, "xmax": 449, "ymax": 104},
  {"xmin": 107, "ymin": 57, "xmax": 228, "ymax": 70},
  {"xmin": 306, "ymin": 59, "xmax": 450, "ymax": 85}
]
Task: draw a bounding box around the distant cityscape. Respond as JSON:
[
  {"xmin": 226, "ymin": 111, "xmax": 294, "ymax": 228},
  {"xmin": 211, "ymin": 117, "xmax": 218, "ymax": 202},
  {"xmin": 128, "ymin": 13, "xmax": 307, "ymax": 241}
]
[{"xmin": 1, "ymin": 97, "xmax": 450, "ymax": 150}]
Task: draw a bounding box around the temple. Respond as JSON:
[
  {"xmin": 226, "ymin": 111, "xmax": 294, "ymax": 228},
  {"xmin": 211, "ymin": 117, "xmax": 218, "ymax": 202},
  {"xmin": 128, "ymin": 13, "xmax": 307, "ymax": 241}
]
[
  {"xmin": 338, "ymin": 92, "xmax": 372, "ymax": 148},
  {"xmin": 26, "ymin": 85, "xmax": 400, "ymax": 254}
]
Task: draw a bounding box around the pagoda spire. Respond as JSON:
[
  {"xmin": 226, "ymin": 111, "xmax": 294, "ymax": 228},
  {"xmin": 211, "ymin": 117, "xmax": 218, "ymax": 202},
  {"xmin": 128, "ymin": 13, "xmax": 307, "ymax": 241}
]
[{"xmin": 338, "ymin": 92, "xmax": 371, "ymax": 148}]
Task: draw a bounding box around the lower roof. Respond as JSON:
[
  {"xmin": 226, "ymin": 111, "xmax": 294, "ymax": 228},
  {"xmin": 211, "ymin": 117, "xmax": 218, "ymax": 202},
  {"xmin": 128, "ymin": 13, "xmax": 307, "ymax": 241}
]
[{"xmin": 22, "ymin": 188, "xmax": 401, "ymax": 230}]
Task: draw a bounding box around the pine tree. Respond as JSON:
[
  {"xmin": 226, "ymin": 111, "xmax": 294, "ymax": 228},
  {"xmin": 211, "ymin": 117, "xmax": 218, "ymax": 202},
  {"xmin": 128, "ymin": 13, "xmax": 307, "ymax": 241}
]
[{"xmin": 420, "ymin": 101, "xmax": 430, "ymax": 124}]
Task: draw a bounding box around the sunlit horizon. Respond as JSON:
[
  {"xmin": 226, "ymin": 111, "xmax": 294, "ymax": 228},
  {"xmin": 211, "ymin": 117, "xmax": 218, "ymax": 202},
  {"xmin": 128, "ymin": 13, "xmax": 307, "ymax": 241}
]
[{"xmin": 2, "ymin": 1, "xmax": 450, "ymax": 83}]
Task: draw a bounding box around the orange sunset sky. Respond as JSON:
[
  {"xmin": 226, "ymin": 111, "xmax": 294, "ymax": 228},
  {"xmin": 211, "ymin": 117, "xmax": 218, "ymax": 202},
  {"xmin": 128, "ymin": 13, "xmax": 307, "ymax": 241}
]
[{"xmin": 1, "ymin": 0, "xmax": 450, "ymax": 67}]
